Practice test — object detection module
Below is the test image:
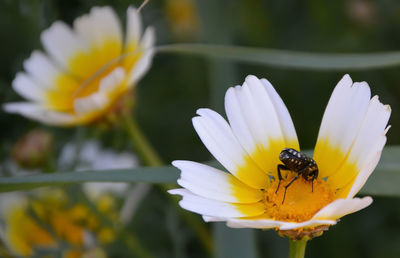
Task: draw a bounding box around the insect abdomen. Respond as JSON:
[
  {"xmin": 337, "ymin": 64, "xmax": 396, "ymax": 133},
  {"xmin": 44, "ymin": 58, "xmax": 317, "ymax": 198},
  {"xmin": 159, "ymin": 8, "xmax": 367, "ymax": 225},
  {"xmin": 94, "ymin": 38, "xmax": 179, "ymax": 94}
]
[{"xmin": 279, "ymin": 148, "xmax": 311, "ymax": 172}]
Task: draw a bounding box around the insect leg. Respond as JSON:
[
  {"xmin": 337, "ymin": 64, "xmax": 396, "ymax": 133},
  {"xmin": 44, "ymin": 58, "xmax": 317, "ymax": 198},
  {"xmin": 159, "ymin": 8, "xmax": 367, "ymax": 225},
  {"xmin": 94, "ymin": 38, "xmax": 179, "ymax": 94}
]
[
  {"xmin": 298, "ymin": 166, "xmax": 315, "ymax": 193},
  {"xmin": 309, "ymin": 170, "xmax": 318, "ymax": 193},
  {"xmin": 282, "ymin": 174, "xmax": 300, "ymax": 204},
  {"xmin": 275, "ymin": 164, "xmax": 289, "ymax": 194}
]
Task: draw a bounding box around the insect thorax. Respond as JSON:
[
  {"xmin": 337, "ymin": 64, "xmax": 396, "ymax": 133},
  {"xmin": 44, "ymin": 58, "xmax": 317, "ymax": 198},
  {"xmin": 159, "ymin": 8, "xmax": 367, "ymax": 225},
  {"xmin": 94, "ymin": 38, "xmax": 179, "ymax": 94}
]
[{"xmin": 279, "ymin": 148, "xmax": 318, "ymax": 175}]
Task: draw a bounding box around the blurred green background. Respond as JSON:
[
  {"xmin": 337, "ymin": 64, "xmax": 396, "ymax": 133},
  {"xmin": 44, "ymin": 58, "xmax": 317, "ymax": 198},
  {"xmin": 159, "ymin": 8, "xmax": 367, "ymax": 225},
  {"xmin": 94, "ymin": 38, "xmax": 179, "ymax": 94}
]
[{"xmin": 1, "ymin": 0, "xmax": 400, "ymax": 257}]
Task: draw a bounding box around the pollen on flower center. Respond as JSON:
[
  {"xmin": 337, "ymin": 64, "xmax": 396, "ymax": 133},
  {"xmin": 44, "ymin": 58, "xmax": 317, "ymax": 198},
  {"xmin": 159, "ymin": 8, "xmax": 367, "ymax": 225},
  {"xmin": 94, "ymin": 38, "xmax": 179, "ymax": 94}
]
[{"xmin": 264, "ymin": 174, "xmax": 334, "ymax": 223}]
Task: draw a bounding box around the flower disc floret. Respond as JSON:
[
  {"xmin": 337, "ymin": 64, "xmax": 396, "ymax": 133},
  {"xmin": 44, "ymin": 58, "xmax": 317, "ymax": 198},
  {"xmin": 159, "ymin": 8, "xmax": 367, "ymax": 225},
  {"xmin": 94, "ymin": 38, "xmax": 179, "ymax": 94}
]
[{"xmin": 264, "ymin": 175, "xmax": 334, "ymax": 222}]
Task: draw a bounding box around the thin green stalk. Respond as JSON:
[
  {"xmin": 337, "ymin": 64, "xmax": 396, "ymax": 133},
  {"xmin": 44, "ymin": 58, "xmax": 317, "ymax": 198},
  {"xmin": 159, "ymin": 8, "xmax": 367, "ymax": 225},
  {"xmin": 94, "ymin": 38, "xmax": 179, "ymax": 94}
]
[
  {"xmin": 289, "ymin": 239, "xmax": 307, "ymax": 258},
  {"xmin": 122, "ymin": 114, "xmax": 163, "ymax": 166},
  {"xmin": 122, "ymin": 113, "xmax": 213, "ymax": 254}
]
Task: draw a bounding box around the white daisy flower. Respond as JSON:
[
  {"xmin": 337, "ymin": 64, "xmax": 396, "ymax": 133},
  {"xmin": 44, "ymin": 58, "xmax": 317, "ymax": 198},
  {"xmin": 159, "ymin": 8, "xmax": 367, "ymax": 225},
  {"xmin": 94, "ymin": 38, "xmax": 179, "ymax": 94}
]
[
  {"xmin": 170, "ymin": 75, "xmax": 391, "ymax": 237},
  {"xmin": 4, "ymin": 6, "xmax": 154, "ymax": 126},
  {"xmin": 58, "ymin": 140, "xmax": 137, "ymax": 200}
]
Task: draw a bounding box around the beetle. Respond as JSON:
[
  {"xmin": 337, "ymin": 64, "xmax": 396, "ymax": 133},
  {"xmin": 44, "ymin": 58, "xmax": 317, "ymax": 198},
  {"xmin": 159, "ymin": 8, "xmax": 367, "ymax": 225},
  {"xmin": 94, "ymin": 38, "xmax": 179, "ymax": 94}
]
[{"xmin": 275, "ymin": 148, "xmax": 319, "ymax": 204}]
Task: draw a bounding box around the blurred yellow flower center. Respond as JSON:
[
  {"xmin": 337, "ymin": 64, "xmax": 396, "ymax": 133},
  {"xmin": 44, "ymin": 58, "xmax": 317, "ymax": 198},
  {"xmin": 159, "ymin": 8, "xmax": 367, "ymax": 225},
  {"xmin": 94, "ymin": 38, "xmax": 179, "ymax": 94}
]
[
  {"xmin": 264, "ymin": 174, "xmax": 334, "ymax": 222},
  {"xmin": 47, "ymin": 40, "xmax": 141, "ymax": 116},
  {"xmin": 5, "ymin": 192, "xmax": 118, "ymax": 256}
]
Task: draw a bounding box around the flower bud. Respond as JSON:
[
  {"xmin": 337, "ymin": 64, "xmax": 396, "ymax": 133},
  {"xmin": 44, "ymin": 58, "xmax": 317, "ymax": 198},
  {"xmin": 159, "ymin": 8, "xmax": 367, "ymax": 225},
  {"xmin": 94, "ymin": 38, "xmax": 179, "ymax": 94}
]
[{"xmin": 11, "ymin": 129, "xmax": 53, "ymax": 169}]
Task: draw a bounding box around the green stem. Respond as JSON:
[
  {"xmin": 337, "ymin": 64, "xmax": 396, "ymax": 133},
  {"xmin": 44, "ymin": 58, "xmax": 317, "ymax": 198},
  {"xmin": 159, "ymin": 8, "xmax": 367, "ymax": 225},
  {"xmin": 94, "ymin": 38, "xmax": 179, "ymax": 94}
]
[
  {"xmin": 122, "ymin": 113, "xmax": 213, "ymax": 254},
  {"xmin": 122, "ymin": 114, "xmax": 163, "ymax": 166},
  {"xmin": 289, "ymin": 239, "xmax": 308, "ymax": 258}
]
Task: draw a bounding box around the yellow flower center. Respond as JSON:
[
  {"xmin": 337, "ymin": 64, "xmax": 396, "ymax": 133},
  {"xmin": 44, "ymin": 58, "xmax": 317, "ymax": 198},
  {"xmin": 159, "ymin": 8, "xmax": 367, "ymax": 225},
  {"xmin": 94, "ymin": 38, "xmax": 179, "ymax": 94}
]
[
  {"xmin": 46, "ymin": 40, "xmax": 142, "ymax": 125},
  {"xmin": 264, "ymin": 174, "xmax": 334, "ymax": 222}
]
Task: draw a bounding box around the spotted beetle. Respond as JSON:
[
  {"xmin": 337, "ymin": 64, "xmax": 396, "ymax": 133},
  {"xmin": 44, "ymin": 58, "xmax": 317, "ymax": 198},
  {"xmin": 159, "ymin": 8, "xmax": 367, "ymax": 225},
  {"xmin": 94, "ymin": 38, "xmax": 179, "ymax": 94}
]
[{"xmin": 276, "ymin": 148, "xmax": 319, "ymax": 204}]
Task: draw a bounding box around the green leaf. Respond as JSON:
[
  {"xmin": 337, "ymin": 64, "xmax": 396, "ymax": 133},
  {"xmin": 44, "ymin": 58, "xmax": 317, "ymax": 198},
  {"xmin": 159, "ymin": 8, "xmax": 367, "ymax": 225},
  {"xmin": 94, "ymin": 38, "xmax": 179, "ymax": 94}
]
[
  {"xmin": 1, "ymin": 146, "xmax": 400, "ymax": 197},
  {"xmin": 157, "ymin": 44, "xmax": 400, "ymax": 70},
  {"xmin": 0, "ymin": 165, "xmax": 179, "ymax": 192}
]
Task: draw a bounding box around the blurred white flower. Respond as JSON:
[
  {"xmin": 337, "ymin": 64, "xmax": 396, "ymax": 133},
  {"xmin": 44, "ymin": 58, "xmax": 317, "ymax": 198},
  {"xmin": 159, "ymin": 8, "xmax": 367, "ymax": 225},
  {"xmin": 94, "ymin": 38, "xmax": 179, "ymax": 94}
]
[
  {"xmin": 59, "ymin": 140, "xmax": 138, "ymax": 200},
  {"xmin": 4, "ymin": 6, "xmax": 155, "ymax": 126}
]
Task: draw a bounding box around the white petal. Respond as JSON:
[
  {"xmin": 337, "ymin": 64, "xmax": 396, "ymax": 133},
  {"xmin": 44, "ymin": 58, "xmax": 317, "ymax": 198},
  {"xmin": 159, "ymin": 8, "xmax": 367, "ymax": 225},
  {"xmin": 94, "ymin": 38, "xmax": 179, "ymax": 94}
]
[
  {"xmin": 314, "ymin": 75, "xmax": 371, "ymax": 175},
  {"xmin": 98, "ymin": 67, "xmax": 126, "ymax": 92},
  {"xmin": 225, "ymin": 218, "xmax": 336, "ymax": 230},
  {"xmin": 260, "ymin": 78, "xmax": 298, "ymax": 144},
  {"xmin": 312, "ymin": 197, "xmax": 372, "ymax": 221},
  {"xmin": 140, "ymin": 27, "xmax": 155, "ymax": 50},
  {"xmin": 202, "ymin": 216, "xmax": 228, "ymax": 222},
  {"xmin": 41, "ymin": 21, "xmax": 87, "ymax": 70},
  {"xmin": 74, "ymin": 67, "xmax": 125, "ymax": 115},
  {"xmin": 278, "ymin": 219, "xmax": 336, "ymax": 230},
  {"xmin": 192, "ymin": 108, "xmax": 267, "ymax": 189},
  {"xmin": 317, "ymin": 77, "xmax": 370, "ymax": 150},
  {"xmin": 226, "ymin": 218, "xmax": 284, "ymax": 229},
  {"xmin": 316, "ymin": 74, "xmax": 353, "ymax": 142},
  {"xmin": 338, "ymin": 82, "xmax": 371, "ymax": 151},
  {"xmin": 74, "ymin": 6, "xmax": 122, "ymax": 49},
  {"xmin": 128, "ymin": 48, "xmax": 155, "ymax": 86},
  {"xmin": 224, "ymin": 75, "xmax": 298, "ymax": 181},
  {"xmin": 346, "ymin": 137, "xmax": 386, "ymax": 198},
  {"xmin": 74, "ymin": 92, "xmax": 109, "ymax": 115},
  {"xmin": 314, "ymin": 75, "xmax": 390, "ymax": 190},
  {"xmin": 23, "ymin": 50, "xmax": 67, "ymax": 90},
  {"xmin": 326, "ymin": 95, "xmax": 390, "ymax": 189},
  {"xmin": 4, "ymin": 102, "xmax": 75, "ymax": 125},
  {"xmin": 173, "ymin": 160, "xmax": 262, "ymax": 203},
  {"xmin": 347, "ymin": 97, "xmax": 391, "ymax": 169},
  {"xmin": 224, "ymin": 87, "xmax": 255, "ymax": 153},
  {"xmin": 125, "ymin": 6, "xmax": 142, "ymax": 48},
  {"xmin": 126, "ymin": 27, "xmax": 155, "ymax": 85},
  {"xmin": 169, "ymin": 189, "xmax": 265, "ymax": 218},
  {"xmin": 12, "ymin": 73, "xmax": 45, "ymax": 102},
  {"xmin": 227, "ymin": 75, "xmax": 283, "ymax": 147}
]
